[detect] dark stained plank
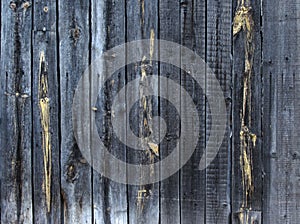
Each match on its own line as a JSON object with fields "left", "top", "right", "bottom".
{"left": 32, "top": 0, "right": 61, "bottom": 222}
{"left": 206, "top": 0, "right": 232, "bottom": 223}
{"left": 59, "top": 0, "right": 92, "bottom": 222}
{"left": 180, "top": 0, "right": 206, "bottom": 223}
{"left": 262, "top": 0, "right": 300, "bottom": 223}
{"left": 232, "top": 0, "right": 263, "bottom": 222}
{"left": 158, "top": 0, "right": 181, "bottom": 223}
{"left": 91, "top": 0, "right": 128, "bottom": 223}
{"left": 126, "top": 0, "right": 159, "bottom": 223}
{"left": 0, "top": 1, "right": 33, "bottom": 223}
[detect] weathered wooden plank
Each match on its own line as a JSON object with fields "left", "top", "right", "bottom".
{"left": 32, "top": 1, "right": 61, "bottom": 223}
{"left": 232, "top": 0, "right": 263, "bottom": 222}
{"left": 262, "top": 0, "right": 300, "bottom": 223}
{"left": 180, "top": 0, "right": 206, "bottom": 223}
{"left": 0, "top": 1, "right": 33, "bottom": 223}
{"left": 59, "top": 0, "right": 92, "bottom": 222}
{"left": 91, "top": 0, "right": 128, "bottom": 223}
{"left": 206, "top": 0, "right": 232, "bottom": 223}
{"left": 32, "top": 31, "right": 61, "bottom": 223}
{"left": 126, "top": 0, "right": 159, "bottom": 223}
{"left": 0, "top": 3, "right": 1, "bottom": 223}
{"left": 158, "top": 0, "right": 181, "bottom": 223}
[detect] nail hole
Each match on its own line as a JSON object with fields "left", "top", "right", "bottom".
{"left": 22, "top": 1, "right": 31, "bottom": 10}
{"left": 43, "top": 6, "right": 48, "bottom": 12}
{"left": 9, "top": 2, "right": 16, "bottom": 10}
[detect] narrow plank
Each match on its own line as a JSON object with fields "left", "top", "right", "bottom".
{"left": 0, "top": 1, "right": 33, "bottom": 223}
{"left": 32, "top": 31, "right": 61, "bottom": 223}
{"left": 180, "top": 0, "right": 206, "bottom": 223}
{"left": 232, "top": 0, "right": 263, "bottom": 221}
{"left": 0, "top": 2, "right": 1, "bottom": 222}
{"left": 126, "top": 0, "right": 159, "bottom": 223}
{"left": 158, "top": 0, "right": 181, "bottom": 223}
{"left": 32, "top": 0, "right": 61, "bottom": 222}
{"left": 59, "top": 0, "right": 92, "bottom": 222}
{"left": 206, "top": 0, "right": 232, "bottom": 223}
{"left": 91, "top": 0, "right": 128, "bottom": 223}
{"left": 262, "top": 0, "right": 300, "bottom": 223}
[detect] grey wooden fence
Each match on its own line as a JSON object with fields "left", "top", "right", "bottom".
{"left": 0, "top": 0, "right": 299, "bottom": 223}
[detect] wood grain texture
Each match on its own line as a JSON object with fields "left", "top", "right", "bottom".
{"left": 262, "top": 0, "right": 300, "bottom": 223}
{"left": 0, "top": 0, "right": 299, "bottom": 223}
{"left": 232, "top": 0, "right": 263, "bottom": 222}
{"left": 0, "top": 1, "right": 33, "bottom": 223}
{"left": 91, "top": 0, "right": 128, "bottom": 223}
{"left": 158, "top": 0, "right": 181, "bottom": 223}
{"left": 206, "top": 0, "right": 232, "bottom": 223}
{"left": 126, "top": 0, "right": 159, "bottom": 223}
{"left": 32, "top": 0, "right": 61, "bottom": 222}
{"left": 180, "top": 0, "right": 206, "bottom": 223}
{"left": 59, "top": 0, "right": 92, "bottom": 223}
{"left": 32, "top": 31, "right": 61, "bottom": 223}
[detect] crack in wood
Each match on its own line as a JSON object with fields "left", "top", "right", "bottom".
{"left": 38, "top": 51, "right": 52, "bottom": 213}
{"left": 233, "top": 0, "right": 257, "bottom": 212}
{"left": 139, "top": 0, "right": 145, "bottom": 27}
{"left": 136, "top": 30, "right": 157, "bottom": 214}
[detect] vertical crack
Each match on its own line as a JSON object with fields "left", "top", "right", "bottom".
{"left": 38, "top": 51, "right": 52, "bottom": 213}
{"left": 233, "top": 0, "right": 256, "bottom": 211}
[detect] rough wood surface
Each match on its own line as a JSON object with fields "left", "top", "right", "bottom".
{"left": 91, "top": 0, "right": 128, "bottom": 223}
{"left": 32, "top": 0, "right": 61, "bottom": 222}
{"left": 59, "top": 0, "right": 92, "bottom": 223}
{"left": 206, "top": 0, "right": 232, "bottom": 223}
{"left": 232, "top": 0, "right": 263, "bottom": 222}
{"left": 158, "top": 0, "right": 181, "bottom": 223}
{"left": 0, "top": 0, "right": 299, "bottom": 223}
{"left": 262, "top": 0, "right": 300, "bottom": 223}
{"left": 180, "top": 0, "right": 206, "bottom": 223}
{"left": 32, "top": 31, "right": 61, "bottom": 223}
{"left": 0, "top": 1, "right": 32, "bottom": 223}
{"left": 126, "top": 0, "right": 159, "bottom": 223}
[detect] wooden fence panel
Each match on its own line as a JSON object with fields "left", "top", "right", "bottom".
{"left": 0, "top": 0, "right": 299, "bottom": 223}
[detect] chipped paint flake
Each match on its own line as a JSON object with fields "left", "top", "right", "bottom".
{"left": 137, "top": 189, "right": 147, "bottom": 212}
{"left": 38, "top": 51, "right": 52, "bottom": 212}
{"left": 148, "top": 142, "right": 159, "bottom": 156}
